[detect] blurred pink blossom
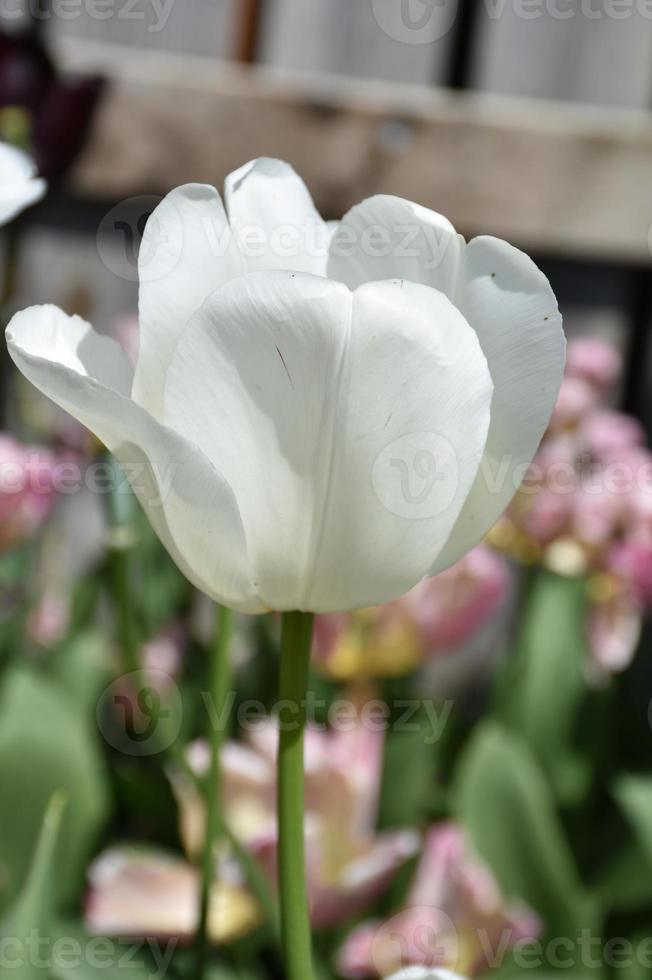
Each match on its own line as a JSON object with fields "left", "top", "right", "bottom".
{"left": 571, "top": 485, "right": 624, "bottom": 550}
{"left": 141, "top": 622, "right": 186, "bottom": 677}
{"left": 586, "top": 592, "right": 641, "bottom": 679}
{"left": 580, "top": 410, "right": 645, "bottom": 463}
{"left": 519, "top": 486, "right": 573, "bottom": 545}
{"left": 173, "top": 699, "right": 418, "bottom": 929}
{"left": 338, "top": 823, "right": 541, "bottom": 979}
{"left": 565, "top": 337, "right": 622, "bottom": 391}
{"left": 549, "top": 376, "right": 597, "bottom": 430}
{"left": 495, "top": 337, "right": 652, "bottom": 678}
{"left": 26, "top": 591, "right": 70, "bottom": 647}
{"left": 313, "top": 546, "right": 508, "bottom": 680}
{"left": 85, "top": 846, "right": 258, "bottom": 943}
{"left": 399, "top": 548, "right": 508, "bottom": 650}
{"left": 0, "top": 434, "right": 58, "bottom": 550}
{"left": 607, "top": 540, "right": 652, "bottom": 606}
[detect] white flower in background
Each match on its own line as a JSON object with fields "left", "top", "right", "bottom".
{"left": 0, "top": 142, "right": 45, "bottom": 225}
{"left": 6, "top": 159, "right": 564, "bottom": 613}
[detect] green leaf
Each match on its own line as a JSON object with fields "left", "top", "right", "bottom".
{"left": 1, "top": 792, "right": 67, "bottom": 980}
{"left": 49, "top": 922, "right": 175, "bottom": 979}
{"left": 378, "top": 704, "right": 438, "bottom": 828}
{"left": 0, "top": 666, "right": 110, "bottom": 912}
{"left": 49, "top": 630, "right": 110, "bottom": 717}
{"left": 613, "top": 774, "right": 652, "bottom": 867}
{"left": 452, "top": 721, "right": 597, "bottom": 938}
{"left": 617, "top": 933, "right": 652, "bottom": 980}
{"left": 593, "top": 842, "right": 652, "bottom": 911}
{"left": 494, "top": 572, "right": 590, "bottom": 803}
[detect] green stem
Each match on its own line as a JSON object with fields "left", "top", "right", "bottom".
{"left": 196, "top": 604, "right": 233, "bottom": 979}
{"left": 278, "top": 610, "right": 315, "bottom": 980}
{"left": 220, "top": 816, "right": 281, "bottom": 945}
{"left": 109, "top": 545, "right": 139, "bottom": 676}
{"left": 105, "top": 454, "right": 139, "bottom": 677}
{"left": 0, "top": 226, "right": 20, "bottom": 426}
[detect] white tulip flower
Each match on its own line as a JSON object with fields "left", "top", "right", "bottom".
{"left": 0, "top": 142, "right": 46, "bottom": 225}
{"left": 6, "top": 159, "right": 564, "bottom": 614}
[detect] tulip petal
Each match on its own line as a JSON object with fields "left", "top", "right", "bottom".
{"left": 313, "top": 830, "right": 420, "bottom": 929}
{"left": 86, "top": 847, "right": 259, "bottom": 942}
{"left": 7, "top": 305, "right": 261, "bottom": 613}
{"left": 225, "top": 158, "right": 329, "bottom": 275}
{"left": 433, "top": 237, "right": 565, "bottom": 570}
{"left": 0, "top": 144, "right": 46, "bottom": 225}
{"left": 134, "top": 184, "right": 245, "bottom": 417}
{"left": 328, "top": 194, "right": 462, "bottom": 296}
{"left": 329, "top": 201, "right": 564, "bottom": 572}
{"left": 164, "top": 272, "right": 492, "bottom": 612}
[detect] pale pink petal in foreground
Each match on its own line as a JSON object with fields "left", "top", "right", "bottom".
{"left": 86, "top": 847, "right": 258, "bottom": 943}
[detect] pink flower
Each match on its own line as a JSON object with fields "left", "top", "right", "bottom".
{"left": 519, "top": 487, "right": 573, "bottom": 545}
{"left": 549, "top": 376, "right": 597, "bottom": 430}
{"left": 313, "top": 546, "right": 508, "bottom": 680}
{"left": 337, "top": 822, "right": 541, "bottom": 979}
{"left": 0, "top": 434, "right": 58, "bottom": 550}
{"left": 497, "top": 335, "right": 652, "bottom": 680}
{"left": 607, "top": 540, "right": 652, "bottom": 606}
{"left": 173, "top": 699, "right": 419, "bottom": 930}
{"left": 85, "top": 847, "right": 258, "bottom": 943}
{"left": 26, "top": 591, "right": 70, "bottom": 647}
{"left": 565, "top": 337, "right": 622, "bottom": 392}
{"left": 141, "top": 622, "right": 186, "bottom": 677}
{"left": 571, "top": 485, "right": 624, "bottom": 550}
{"left": 580, "top": 410, "right": 645, "bottom": 463}
{"left": 586, "top": 592, "right": 641, "bottom": 680}
{"left": 399, "top": 547, "right": 508, "bottom": 651}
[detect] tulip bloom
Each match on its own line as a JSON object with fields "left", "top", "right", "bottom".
{"left": 313, "top": 545, "right": 508, "bottom": 680}
{"left": 338, "top": 822, "right": 540, "bottom": 978}
{"left": 6, "top": 159, "right": 564, "bottom": 614}
{"left": 86, "top": 847, "right": 259, "bottom": 944}
{"left": 171, "top": 708, "right": 419, "bottom": 928}
{"left": 0, "top": 141, "right": 45, "bottom": 225}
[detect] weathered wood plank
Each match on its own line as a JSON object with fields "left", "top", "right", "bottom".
{"left": 473, "top": 4, "right": 652, "bottom": 109}
{"left": 259, "top": 0, "right": 449, "bottom": 85}
{"left": 48, "top": 0, "right": 238, "bottom": 58}
{"left": 57, "top": 40, "right": 652, "bottom": 264}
